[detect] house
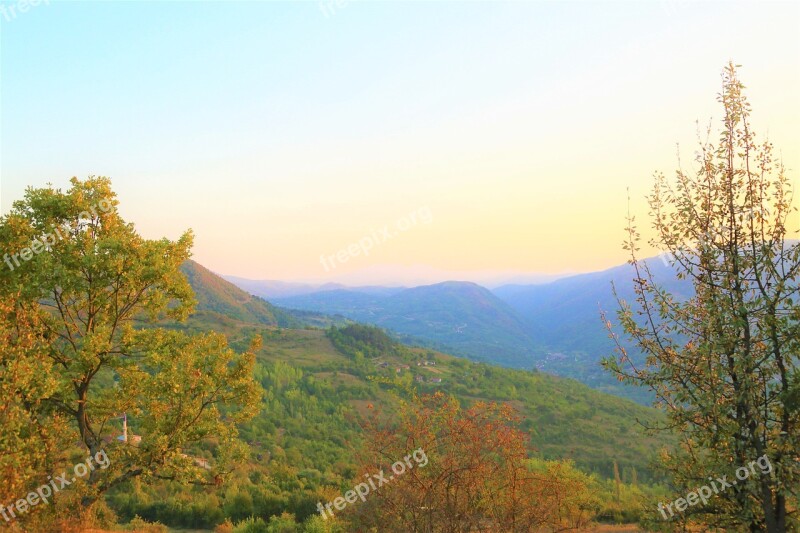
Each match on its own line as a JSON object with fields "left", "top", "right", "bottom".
{"left": 179, "top": 453, "right": 212, "bottom": 470}
{"left": 430, "top": 377, "right": 442, "bottom": 384}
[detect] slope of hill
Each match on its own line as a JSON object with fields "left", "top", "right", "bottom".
{"left": 222, "top": 259, "right": 696, "bottom": 403}
{"left": 260, "top": 325, "right": 667, "bottom": 476}
{"left": 493, "top": 257, "right": 690, "bottom": 354}
{"left": 180, "top": 261, "right": 288, "bottom": 325}
{"left": 180, "top": 261, "right": 341, "bottom": 329}
{"left": 487, "top": 258, "right": 690, "bottom": 401}
{"left": 271, "top": 281, "right": 541, "bottom": 367}
{"left": 179, "top": 264, "right": 667, "bottom": 479}
{"left": 116, "top": 289, "right": 671, "bottom": 529}
{"left": 181, "top": 265, "right": 661, "bottom": 475}
{"left": 104, "top": 261, "right": 672, "bottom": 529}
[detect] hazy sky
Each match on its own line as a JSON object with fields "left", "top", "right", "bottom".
{"left": 1, "top": 1, "right": 798, "bottom": 284}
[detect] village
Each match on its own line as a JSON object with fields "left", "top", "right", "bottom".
{"left": 374, "top": 358, "right": 443, "bottom": 384}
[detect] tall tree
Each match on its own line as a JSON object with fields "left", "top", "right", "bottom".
{"left": 0, "top": 177, "right": 261, "bottom": 525}
{"left": 604, "top": 64, "right": 799, "bottom": 531}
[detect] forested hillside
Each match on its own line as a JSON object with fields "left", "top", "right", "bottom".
{"left": 182, "top": 265, "right": 667, "bottom": 479}
{"left": 272, "top": 281, "right": 541, "bottom": 367}
{"left": 109, "top": 311, "right": 669, "bottom": 530}
{"left": 85, "top": 263, "right": 672, "bottom": 530}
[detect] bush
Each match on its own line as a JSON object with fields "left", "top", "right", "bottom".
{"left": 267, "top": 512, "right": 299, "bottom": 532}
{"left": 215, "top": 519, "right": 235, "bottom": 533}
{"left": 125, "top": 515, "right": 170, "bottom": 533}
{"left": 233, "top": 517, "right": 269, "bottom": 533}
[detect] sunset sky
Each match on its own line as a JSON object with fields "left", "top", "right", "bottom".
{"left": 2, "top": 1, "right": 798, "bottom": 285}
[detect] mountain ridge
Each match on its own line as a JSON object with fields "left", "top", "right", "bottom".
{"left": 224, "top": 256, "right": 687, "bottom": 402}
{"left": 271, "top": 280, "right": 541, "bottom": 368}
{"left": 179, "top": 261, "right": 669, "bottom": 482}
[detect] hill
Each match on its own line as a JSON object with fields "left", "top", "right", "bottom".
{"left": 180, "top": 264, "right": 666, "bottom": 476}
{"left": 272, "top": 281, "right": 541, "bottom": 367}
{"left": 493, "top": 257, "right": 690, "bottom": 355}
{"left": 181, "top": 261, "right": 348, "bottom": 330}
{"left": 226, "top": 258, "right": 689, "bottom": 402}
{"left": 106, "top": 262, "right": 671, "bottom": 530}
{"left": 490, "top": 258, "right": 691, "bottom": 400}
{"left": 181, "top": 261, "right": 290, "bottom": 325}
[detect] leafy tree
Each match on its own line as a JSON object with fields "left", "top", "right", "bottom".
{"left": 0, "top": 177, "right": 261, "bottom": 525}
{"left": 0, "top": 296, "right": 73, "bottom": 526}
{"left": 348, "top": 392, "right": 597, "bottom": 532}
{"left": 604, "top": 64, "right": 799, "bottom": 531}
{"left": 327, "top": 324, "right": 400, "bottom": 359}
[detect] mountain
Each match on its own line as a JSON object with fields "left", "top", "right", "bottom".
{"left": 271, "top": 281, "right": 541, "bottom": 367}
{"left": 488, "top": 257, "right": 690, "bottom": 400}
{"left": 180, "top": 261, "right": 288, "bottom": 325}
{"left": 178, "top": 262, "right": 668, "bottom": 482}
{"left": 493, "top": 257, "right": 690, "bottom": 355}
{"left": 220, "top": 277, "right": 336, "bottom": 299}
{"left": 222, "top": 257, "right": 692, "bottom": 402}
{"left": 179, "top": 261, "right": 345, "bottom": 329}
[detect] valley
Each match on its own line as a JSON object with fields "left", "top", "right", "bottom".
{"left": 225, "top": 258, "right": 688, "bottom": 403}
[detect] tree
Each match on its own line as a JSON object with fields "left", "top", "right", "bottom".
{"left": 0, "top": 177, "right": 261, "bottom": 526}
{"left": 0, "top": 296, "right": 73, "bottom": 527}
{"left": 604, "top": 64, "right": 799, "bottom": 531}
{"left": 347, "top": 392, "right": 597, "bottom": 532}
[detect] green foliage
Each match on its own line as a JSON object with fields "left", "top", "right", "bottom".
{"left": 182, "top": 261, "right": 300, "bottom": 328}
{"left": 0, "top": 177, "right": 673, "bottom": 531}
{"left": 326, "top": 323, "right": 400, "bottom": 359}
{"left": 605, "top": 63, "right": 799, "bottom": 531}
{"left": 123, "top": 516, "right": 170, "bottom": 532}
{"left": 109, "top": 306, "right": 668, "bottom": 529}
{"left": 0, "top": 177, "right": 261, "bottom": 528}
{"left": 277, "top": 282, "right": 539, "bottom": 367}
{"left": 0, "top": 300, "right": 72, "bottom": 513}
{"left": 233, "top": 516, "right": 270, "bottom": 533}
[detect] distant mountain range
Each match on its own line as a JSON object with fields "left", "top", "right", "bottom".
{"left": 222, "top": 276, "right": 405, "bottom": 300}
{"left": 494, "top": 258, "right": 691, "bottom": 355}
{"left": 223, "top": 265, "right": 567, "bottom": 290}
{"left": 224, "top": 257, "right": 689, "bottom": 402}
{"left": 177, "top": 261, "right": 668, "bottom": 482}
{"left": 271, "top": 281, "right": 540, "bottom": 368}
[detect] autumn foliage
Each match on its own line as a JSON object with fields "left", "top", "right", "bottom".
{"left": 348, "top": 392, "right": 597, "bottom": 532}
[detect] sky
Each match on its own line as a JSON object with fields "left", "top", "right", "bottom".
{"left": 1, "top": 0, "right": 798, "bottom": 285}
